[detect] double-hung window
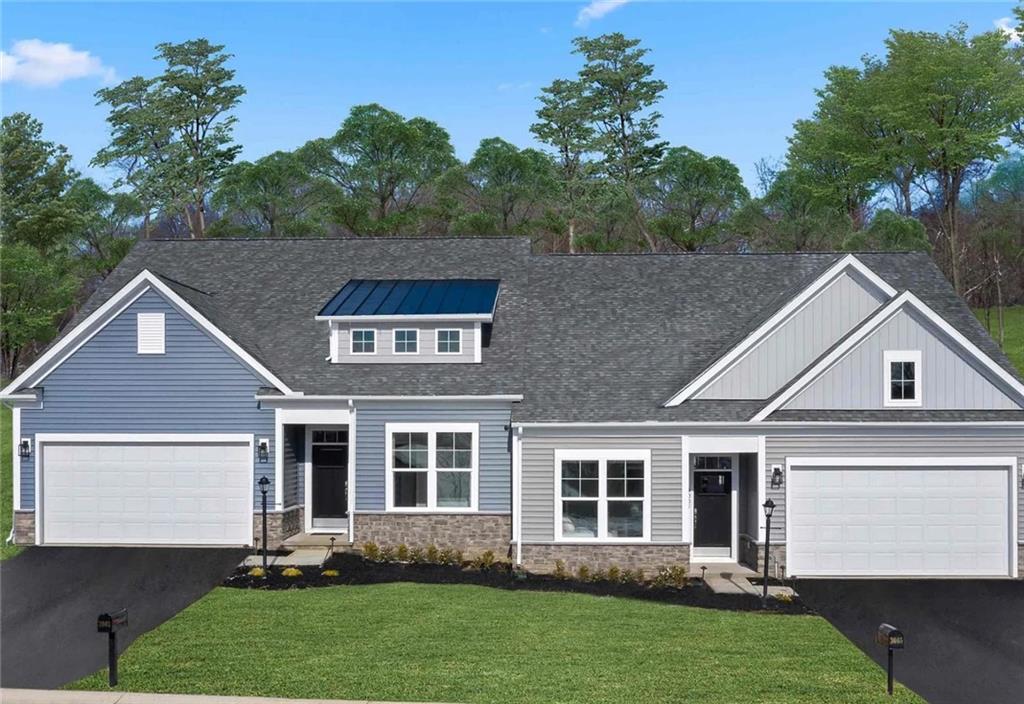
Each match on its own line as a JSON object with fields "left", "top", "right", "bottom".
{"left": 393, "top": 329, "right": 418, "bottom": 354}
{"left": 556, "top": 450, "right": 650, "bottom": 541}
{"left": 386, "top": 423, "right": 477, "bottom": 510}
{"left": 884, "top": 350, "right": 922, "bottom": 407}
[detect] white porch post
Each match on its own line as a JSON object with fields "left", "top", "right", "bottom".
{"left": 274, "top": 408, "right": 284, "bottom": 510}
{"left": 757, "top": 435, "right": 767, "bottom": 543}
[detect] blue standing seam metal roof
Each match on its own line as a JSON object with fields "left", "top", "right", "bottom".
{"left": 318, "top": 279, "right": 501, "bottom": 317}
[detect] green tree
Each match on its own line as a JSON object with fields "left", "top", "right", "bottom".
{"left": 649, "top": 147, "right": 749, "bottom": 251}
{"left": 842, "top": 209, "right": 931, "bottom": 252}
{"left": 211, "top": 151, "right": 329, "bottom": 237}
{"left": 300, "top": 103, "right": 457, "bottom": 235}
{"left": 95, "top": 39, "right": 245, "bottom": 238}
{"left": 1, "top": 113, "right": 79, "bottom": 251}
{"left": 442, "top": 138, "right": 555, "bottom": 235}
{"left": 64, "top": 178, "right": 143, "bottom": 276}
{"left": 878, "top": 25, "right": 1021, "bottom": 293}
{"left": 573, "top": 33, "right": 667, "bottom": 250}
{"left": 0, "top": 244, "right": 78, "bottom": 379}
{"left": 531, "top": 78, "right": 595, "bottom": 252}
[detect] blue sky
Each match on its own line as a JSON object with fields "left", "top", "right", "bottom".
{"left": 2, "top": 1, "right": 1019, "bottom": 190}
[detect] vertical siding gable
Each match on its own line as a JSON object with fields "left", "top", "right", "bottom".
{"left": 784, "top": 307, "right": 1021, "bottom": 410}
{"left": 335, "top": 322, "right": 477, "bottom": 364}
{"left": 695, "top": 271, "right": 888, "bottom": 400}
{"left": 20, "top": 289, "right": 275, "bottom": 510}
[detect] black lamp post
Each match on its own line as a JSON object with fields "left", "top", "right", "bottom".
{"left": 258, "top": 475, "right": 270, "bottom": 572}
{"left": 762, "top": 499, "right": 775, "bottom": 606}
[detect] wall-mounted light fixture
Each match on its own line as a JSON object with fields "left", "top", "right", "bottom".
{"left": 257, "top": 438, "right": 270, "bottom": 463}
{"left": 770, "top": 464, "right": 783, "bottom": 489}
{"left": 18, "top": 438, "right": 31, "bottom": 459}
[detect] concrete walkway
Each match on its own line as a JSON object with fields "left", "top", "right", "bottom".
{"left": 0, "top": 690, "right": 445, "bottom": 704}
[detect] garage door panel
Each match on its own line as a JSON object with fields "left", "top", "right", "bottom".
{"left": 788, "top": 464, "right": 1012, "bottom": 577}
{"left": 41, "top": 439, "right": 252, "bottom": 546}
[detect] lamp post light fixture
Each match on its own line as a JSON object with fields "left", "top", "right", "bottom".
{"left": 761, "top": 499, "right": 776, "bottom": 606}
{"left": 257, "top": 475, "right": 270, "bottom": 572}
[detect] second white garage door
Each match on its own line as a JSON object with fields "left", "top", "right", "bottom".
{"left": 38, "top": 435, "right": 254, "bottom": 546}
{"left": 787, "top": 460, "right": 1015, "bottom": 578}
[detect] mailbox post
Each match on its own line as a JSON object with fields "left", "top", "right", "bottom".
{"left": 97, "top": 609, "right": 127, "bottom": 687}
{"left": 875, "top": 623, "right": 905, "bottom": 696}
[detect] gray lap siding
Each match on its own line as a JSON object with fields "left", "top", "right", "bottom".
{"left": 354, "top": 402, "right": 512, "bottom": 513}
{"left": 19, "top": 290, "right": 275, "bottom": 512}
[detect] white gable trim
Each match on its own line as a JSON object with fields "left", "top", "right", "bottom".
{"left": 0, "top": 269, "right": 293, "bottom": 396}
{"left": 752, "top": 291, "right": 1024, "bottom": 421}
{"left": 664, "top": 255, "right": 896, "bottom": 406}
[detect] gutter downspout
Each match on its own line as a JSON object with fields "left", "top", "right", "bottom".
{"left": 512, "top": 425, "right": 523, "bottom": 566}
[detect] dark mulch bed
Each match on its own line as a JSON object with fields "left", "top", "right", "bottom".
{"left": 223, "top": 552, "right": 810, "bottom": 614}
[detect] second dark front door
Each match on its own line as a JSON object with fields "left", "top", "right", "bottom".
{"left": 312, "top": 444, "right": 348, "bottom": 519}
{"left": 693, "top": 470, "right": 732, "bottom": 548}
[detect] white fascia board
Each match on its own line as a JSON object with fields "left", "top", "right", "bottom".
{"left": 34, "top": 433, "right": 253, "bottom": 443}
{"left": 1, "top": 269, "right": 294, "bottom": 396}
{"left": 663, "top": 255, "right": 897, "bottom": 407}
{"left": 257, "top": 393, "right": 523, "bottom": 405}
{"left": 513, "top": 420, "right": 1024, "bottom": 429}
{"left": 751, "top": 291, "right": 1024, "bottom": 421}
{"left": 314, "top": 313, "right": 493, "bottom": 323}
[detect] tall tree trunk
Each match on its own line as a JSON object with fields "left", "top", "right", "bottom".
{"left": 568, "top": 218, "right": 577, "bottom": 254}
{"left": 196, "top": 201, "right": 206, "bottom": 239}
{"left": 943, "top": 171, "right": 963, "bottom": 295}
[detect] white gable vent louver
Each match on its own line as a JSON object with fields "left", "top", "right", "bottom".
{"left": 137, "top": 312, "right": 166, "bottom": 354}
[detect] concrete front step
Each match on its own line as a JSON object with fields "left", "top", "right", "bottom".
{"left": 242, "top": 549, "right": 334, "bottom": 567}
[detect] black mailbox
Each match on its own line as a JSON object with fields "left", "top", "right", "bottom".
{"left": 875, "top": 623, "right": 905, "bottom": 650}
{"left": 97, "top": 609, "right": 127, "bottom": 633}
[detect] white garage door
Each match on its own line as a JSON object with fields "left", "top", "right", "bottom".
{"left": 787, "top": 461, "right": 1014, "bottom": 578}
{"left": 39, "top": 435, "right": 253, "bottom": 546}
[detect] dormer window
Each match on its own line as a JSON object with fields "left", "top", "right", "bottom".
{"left": 884, "top": 350, "right": 921, "bottom": 407}
{"left": 351, "top": 329, "right": 376, "bottom": 355}
{"left": 437, "top": 329, "right": 462, "bottom": 354}
{"left": 394, "top": 329, "right": 418, "bottom": 354}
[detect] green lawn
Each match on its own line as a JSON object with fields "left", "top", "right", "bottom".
{"left": 71, "top": 583, "right": 921, "bottom": 703}
{"left": 0, "top": 403, "right": 20, "bottom": 560}
{"left": 976, "top": 305, "right": 1024, "bottom": 374}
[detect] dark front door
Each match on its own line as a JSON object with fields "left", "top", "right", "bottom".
{"left": 694, "top": 471, "right": 731, "bottom": 548}
{"left": 312, "top": 445, "right": 348, "bottom": 519}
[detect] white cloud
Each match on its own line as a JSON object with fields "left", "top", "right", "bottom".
{"left": 575, "top": 0, "right": 631, "bottom": 28}
{"left": 1, "top": 39, "right": 116, "bottom": 87}
{"left": 995, "top": 16, "right": 1021, "bottom": 45}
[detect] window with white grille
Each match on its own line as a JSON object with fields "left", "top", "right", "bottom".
{"left": 137, "top": 313, "right": 165, "bottom": 354}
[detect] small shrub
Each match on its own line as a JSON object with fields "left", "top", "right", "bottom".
{"left": 408, "top": 547, "right": 425, "bottom": 563}
{"left": 247, "top": 566, "right": 266, "bottom": 578}
{"left": 439, "top": 547, "right": 462, "bottom": 566}
{"left": 621, "top": 568, "right": 646, "bottom": 585}
{"left": 653, "top": 565, "right": 688, "bottom": 589}
{"left": 591, "top": 568, "right": 608, "bottom": 582}
{"left": 361, "top": 542, "right": 381, "bottom": 561}
{"left": 378, "top": 545, "right": 396, "bottom": 562}
{"left": 772, "top": 591, "right": 794, "bottom": 603}
{"left": 576, "top": 564, "right": 591, "bottom": 582}
{"left": 281, "top": 567, "right": 303, "bottom": 578}
{"left": 553, "top": 560, "right": 569, "bottom": 579}
{"left": 321, "top": 569, "right": 340, "bottom": 578}
{"left": 395, "top": 544, "right": 410, "bottom": 562}
{"left": 425, "top": 544, "right": 441, "bottom": 563}
{"left": 634, "top": 569, "right": 646, "bottom": 584}
{"left": 471, "top": 550, "right": 497, "bottom": 570}
{"left": 606, "top": 566, "right": 622, "bottom": 583}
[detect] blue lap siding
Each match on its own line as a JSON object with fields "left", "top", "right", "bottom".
{"left": 355, "top": 402, "right": 512, "bottom": 512}
{"left": 19, "top": 289, "right": 275, "bottom": 510}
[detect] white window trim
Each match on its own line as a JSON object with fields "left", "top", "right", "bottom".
{"left": 435, "top": 328, "right": 462, "bottom": 355}
{"left": 384, "top": 422, "right": 478, "bottom": 512}
{"left": 350, "top": 328, "right": 377, "bottom": 356}
{"left": 883, "top": 350, "right": 922, "bottom": 408}
{"left": 136, "top": 313, "right": 165, "bottom": 355}
{"left": 392, "top": 328, "right": 419, "bottom": 355}
{"left": 553, "top": 448, "right": 652, "bottom": 543}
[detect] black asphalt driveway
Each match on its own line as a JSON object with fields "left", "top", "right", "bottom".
{"left": 799, "top": 580, "right": 1024, "bottom": 704}
{"left": 0, "top": 547, "right": 245, "bottom": 688}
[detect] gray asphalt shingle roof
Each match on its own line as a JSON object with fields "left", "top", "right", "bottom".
{"left": 44, "top": 237, "right": 1021, "bottom": 423}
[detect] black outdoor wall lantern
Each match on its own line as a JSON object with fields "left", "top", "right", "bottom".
{"left": 257, "top": 438, "right": 270, "bottom": 463}
{"left": 18, "top": 438, "right": 31, "bottom": 459}
{"left": 770, "top": 465, "right": 783, "bottom": 489}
